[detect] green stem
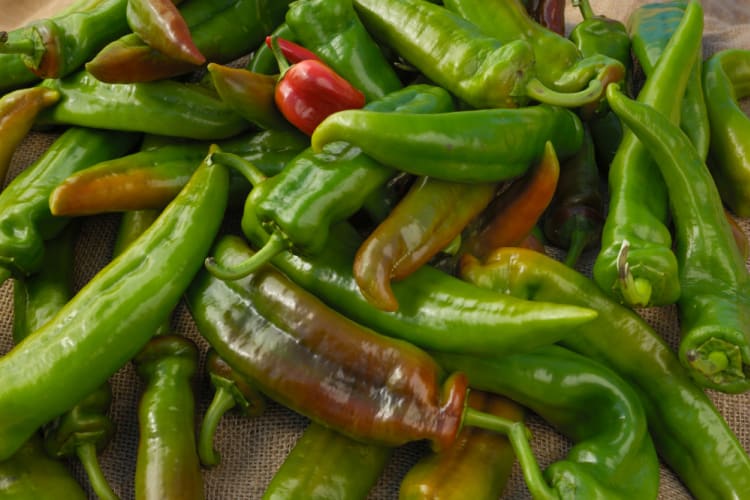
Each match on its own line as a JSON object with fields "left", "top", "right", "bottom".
{"left": 198, "top": 387, "right": 237, "bottom": 467}
{"left": 563, "top": 226, "right": 589, "bottom": 268}
{"left": 76, "top": 442, "right": 119, "bottom": 500}
{"left": 573, "top": 0, "right": 595, "bottom": 20}
{"left": 204, "top": 231, "right": 287, "bottom": 280}
{"left": 525, "top": 77, "right": 602, "bottom": 108}
{"left": 210, "top": 152, "right": 267, "bottom": 186}
{"left": 0, "top": 34, "right": 37, "bottom": 56}
{"left": 462, "top": 408, "right": 557, "bottom": 500}
{"left": 268, "top": 35, "right": 291, "bottom": 76}
{"left": 616, "top": 239, "right": 653, "bottom": 307}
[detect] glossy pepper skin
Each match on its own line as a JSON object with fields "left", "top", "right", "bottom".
{"left": 703, "top": 49, "right": 750, "bottom": 216}
{"left": 607, "top": 84, "right": 750, "bottom": 393}
{"left": 0, "top": 434, "right": 87, "bottom": 500}
{"left": 629, "top": 0, "right": 710, "bottom": 161}
{"left": 353, "top": 176, "right": 499, "bottom": 312}
{"left": 134, "top": 335, "right": 205, "bottom": 500}
{"left": 459, "top": 247, "right": 750, "bottom": 499}
{"left": 434, "top": 345, "right": 659, "bottom": 500}
{"left": 38, "top": 71, "right": 249, "bottom": 140}
{"left": 49, "top": 129, "right": 308, "bottom": 216}
{"left": 263, "top": 422, "right": 392, "bottom": 500}
{"left": 0, "top": 152, "right": 228, "bottom": 461}
{"left": 570, "top": 0, "right": 631, "bottom": 77}
{"left": 0, "top": 0, "right": 129, "bottom": 81}
{"left": 0, "top": 127, "right": 139, "bottom": 285}
{"left": 285, "top": 0, "right": 403, "bottom": 102}
{"left": 399, "top": 391, "right": 521, "bottom": 500}
{"left": 86, "top": 0, "right": 291, "bottom": 82}
{"left": 0, "top": 87, "right": 59, "bottom": 183}
{"left": 126, "top": 0, "right": 205, "bottom": 65}
{"left": 593, "top": 0, "right": 703, "bottom": 308}
{"left": 353, "top": 0, "right": 603, "bottom": 109}
{"left": 206, "top": 84, "right": 455, "bottom": 280}
{"left": 311, "top": 105, "right": 584, "bottom": 183}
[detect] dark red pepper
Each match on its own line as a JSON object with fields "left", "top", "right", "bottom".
{"left": 269, "top": 36, "right": 365, "bottom": 135}
{"left": 264, "top": 35, "right": 320, "bottom": 65}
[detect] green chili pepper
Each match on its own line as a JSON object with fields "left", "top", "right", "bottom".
{"left": 205, "top": 84, "right": 455, "bottom": 280}
{"left": 399, "top": 391, "right": 521, "bottom": 500}
{"left": 86, "top": 0, "right": 291, "bottom": 82}
{"left": 263, "top": 422, "right": 392, "bottom": 500}
{"left": 311, "top": 105, "right": 583, "bottom": 183}
{"left": 0, "top": 0, "right": 129, "bottom": 81}
{"left": 134, "top": 335, "right": 204, "bottom": 500}
{"left": 593, "top": 0, "right": 703, "bottom": 308}
{"left": 285, "top": 0, "right": 403, "bottom": 102}
{"left": 0, "top": 150, "right": 228, "bottom": 460}
{"left": 607, "top": 83, "right": 750, "bottom": 393}
{"left": 352, "top": 0, "right": 605, "bottom": 109}
{"left": 434, "top": 345, "right": 659, "bottom": 500}
{"left": 37, "top": 71, "right": 249, "bottom": 140}
{"left": 703, "top": 49, "right": 750, "bottom": 217}
{"left": 0, "top": 434, "right": 87, "bottom": 500}
{"left": 0, "top": 127, "right": 140, "bottom": 286}
{"left": 570, "top": 0, "right": 631, "bottom": 71}
{"left": 629, "top": 0, "right": 710, "bottom": 160}
{"left": 459, "top": 247, "right": 750, "bottom": 499}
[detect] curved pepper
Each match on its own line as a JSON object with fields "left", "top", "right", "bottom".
{"left": 134, "top": 335, "right": 204, "bottom": 500}
{"left": 399, "top": 391, "right": 521, "bottom": 500}
{"left": 607, "top": 83, "right": 750, "bottom": 393}
{"left": 126, "top": 0, "right": 205, "bottom": 65}
{"left": 0, "top": 0, "right": 129, "bottom": 80}
{"left": 311, "top": 105, "right": 583, "bottom": 183}
{"left": 0, "top": 150, "right": 228, "bottom": 460}
{"left": 199, "top": 349, "right": 265, "bottom": 467}
{"left": 593, "top": 0, "right": 703, "bottom": 308}
{"left": 86, "top": 0, "right": 291, "bottom": 82}
{"left": 187, "top": 234, "right": 558, "bottom": 499}
{"left": 0, "top": 87, "right": 59, "bottom": 183}
{"left": 434, "top": 345, "right": 659, "bottom": 499}
{"left": 703, "top": 49, "right": 750, "bottom": 216}
{"left": 263, "top": 422, "right": 392, "bottom": 500}
{"left": 284, "top": 0, "right": 403, "bottom": 102}
{"left": 352, "top": 0, "right": 603, "bottom": 109}
{"left": 459, "top": 247, "right": 750, "bottom": 499}
{"left": 353, "top": 176, "right": 499, "bottom": 312}
{"left": 0, "top": 127, "right": 140, "bottom": 285}
{"left": 38, "top": 71, "right": 249, "bottom": 140}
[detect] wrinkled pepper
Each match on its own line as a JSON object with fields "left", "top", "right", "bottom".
{"left": 311, "top": 105, "right": 583, "bottom": 183}
{"left": 629, "top": 0, "right": 710, "bottom": 160}
{"left": 459, "top": 247, "right": 750, "bottom": 499}
{"left": 703, "top": 49, "right": 750, "bottom": 216}
{"left": 38, "top": 71, "right": 249, "bottom": 140}
{"left": 353, "top": 176, "right": 499, "bottom": 312}
{"left": 206, "top": 84, "right": 455, "bottom": 280}
{"left": 352, "top": 0, "right": 604, "bottom": 109}
{"left": 187, "top": 234, "right": 561, "bottom": 500}
{"left": 284, "top": 0, "right": 403, "bottom": 102}
{"left": 126, "top": 0, "right": 205, "bottom": 66}
{"left": 0, "top": 150, "right": 228, "bottom": 460}
{"left": 0, "top": 127, "right": 139, "bottom": 285}
{"left": 0, "top": 87, "right": 59, "bottom": 183}
{"left": 86, "top": 0, "right": 291, "bottom": 82}
{"left": 0, "top": 0, "right": 129, "bottom": 80}
{"left": 399, "top": 391, "right": 522, "bottom": 500}
{"left": 435, "top": 345, "right": 659, "bottom": 499}
{"left": 593, "top": 0, "right": 703, "bottom": 307}
{"left": 607, "top": 83, "right": 750, "bottom": 393}
{"left": 263, "top": 422, "right": 392, "bottom": 500}
{"left": 198, "top": 349, "right": 266, "bottom": 467}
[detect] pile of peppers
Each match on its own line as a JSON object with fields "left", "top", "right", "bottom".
{"left": 0, "top": 0, "right": 749, "bottom": 499}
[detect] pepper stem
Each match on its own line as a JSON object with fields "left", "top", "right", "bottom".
{"left": 616, "top": 239, "right": 653, "bottom": 307}
{"left": 572, "top": 0, "right": 595, "bottom": 20}
{"left": 198, "top": 386, "right": 237, "bottom": 467}
{"left": 205, "top": 231, "right": 287, "bottom": 280}
{"left": 563, "top": 222, "right": 593, "bottom": 268}
{"left": 268, "top": 35, "right": 291, "bottom": 76}
{"left": 76, "top": 442, "right": 119, "bottom": 500}
{"left": 462, "top": 408, "right": 557, "bottom": 500}
{"left": 525, "top": 77, "right": 603, "bottom": 108}
{"left": 210, "top": 151, "right": 267, "bottom": 186}
{"left": 0, "top": 33, "right": 36, "bottom": 56}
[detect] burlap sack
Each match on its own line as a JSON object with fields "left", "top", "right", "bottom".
{"left": 0, "top": 1, "right": 748, "bottom": 499}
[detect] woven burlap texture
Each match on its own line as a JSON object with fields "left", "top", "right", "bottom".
{"left": 0, "top": 0, "right": 749, "bottom": 499}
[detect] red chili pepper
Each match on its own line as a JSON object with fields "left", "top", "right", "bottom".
{"left": 264, "top": 35, "right": 321, "bottom": 65}
{"left": 269, "top": 36, "right": 365, "bottom": 135}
